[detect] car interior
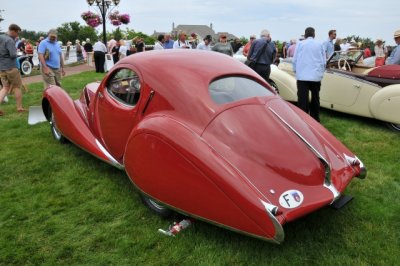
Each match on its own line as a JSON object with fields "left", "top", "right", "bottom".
{"left": 106, "top": 69, "right": 141, "bottom": 106}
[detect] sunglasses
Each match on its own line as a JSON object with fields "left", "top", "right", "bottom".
{"left": 221, "top": 36, "right": 227, "bottom": 39}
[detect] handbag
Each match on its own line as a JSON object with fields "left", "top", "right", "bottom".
{"left": 246, "top": 41, "right": 269, "bottom": 70}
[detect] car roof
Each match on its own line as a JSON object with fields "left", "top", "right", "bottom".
{"left": 118, "top": 50, "right": 268, "bottom": 132}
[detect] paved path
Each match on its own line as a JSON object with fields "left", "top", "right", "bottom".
{"left": 22, "top": 64, "right": 95, "bottom": 84}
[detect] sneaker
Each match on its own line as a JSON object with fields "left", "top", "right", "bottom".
{"left": 1, "top": 96, "right": 8, "bottom": 103}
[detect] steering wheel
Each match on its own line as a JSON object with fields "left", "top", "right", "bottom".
{"left": 338, "top": 58, "right": 351, "bottom": 71}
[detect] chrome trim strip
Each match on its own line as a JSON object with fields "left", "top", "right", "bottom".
{"left": 269, "top": 107, "right": 340, "bottom": 203}
{"left": 260, "top": 199, "right": 285, "bottom": 244}
{"left": 95, "top": 139, "right": 124, "bottom": 169}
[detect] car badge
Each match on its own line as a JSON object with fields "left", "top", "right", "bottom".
{"left": 279, "top": 190, "right": 304, "bottom": 209}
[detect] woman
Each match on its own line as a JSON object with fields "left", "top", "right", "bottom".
{"left": 111, "top": 41, "right": 120, "bottom": 63}
{"left": 374, "top": 39, "right": 387, "bottom": 66}
{"left": 334, "top": 38, "right": 341, "bottom": 52}
{"left": 211, "top": 34, "right": 233, "bottom": 56}
{"left": 75, "top": 40, "right": 84, "bottom": 62}
{"left": 119, "top": 40, "right": 127, "bottom": 60}
{"left": 281, "top": 41, "right": 287, "bottom": 58}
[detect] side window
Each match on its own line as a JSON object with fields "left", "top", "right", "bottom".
{"left": 106, "top": 68, "right": 141, "bottom": 106}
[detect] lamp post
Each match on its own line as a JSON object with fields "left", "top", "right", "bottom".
{"left": 87, "top": 0, "right": 120, "bottom": 45}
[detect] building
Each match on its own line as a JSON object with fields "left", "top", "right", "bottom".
{"left": 152, "top": 23, "right": 238, "bottom": 42}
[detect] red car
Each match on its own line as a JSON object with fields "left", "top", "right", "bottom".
{"left": 42, "top": 50, "right": 366, "bottom": 244}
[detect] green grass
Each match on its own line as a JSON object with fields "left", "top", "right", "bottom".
{"left": 1, "top": 72, "right": 399, "bottom": 265}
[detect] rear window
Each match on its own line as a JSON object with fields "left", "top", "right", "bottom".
{"left": 209, "top": 76, "right": 274, "bottom": 104}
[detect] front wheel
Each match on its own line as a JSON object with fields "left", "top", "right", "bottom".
{"left": 386, "top": 122, "right": 400, "bottom": 132}
{"left": 20, "top": 60, "right": 32, "bottom": 75}
{"left": 140, "top": 194, "right": 172, "bottom": 218}
{"left": 49, "top": 107, "right": 68, "bottom": 143}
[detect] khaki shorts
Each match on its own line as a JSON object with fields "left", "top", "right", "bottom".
{"left": 41, "top": 67, "right": 62, "bottom": 87}
{"left": 0, "top": 68, "right": 23, "bottom": 89}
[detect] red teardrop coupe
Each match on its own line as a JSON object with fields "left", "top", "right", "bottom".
{"left": 42, "top": 50, "right": 366, "bottom": 243}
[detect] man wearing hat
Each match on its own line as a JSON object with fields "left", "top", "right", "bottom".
{"left": 196, "top": 35, "right": 212, "bottom": 51}
{"left": 38, "top": 29, "right": 65, "bottom": 89}
{"left": 387, "top": 29, "right": 400, "bottom": 65}
{"left": 0, "top": 24, "right": 25, "bottom": 116}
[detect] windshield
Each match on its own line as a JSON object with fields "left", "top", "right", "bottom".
{"left": 328, "top": 50, "right": 363, "bottom": 64}
{"left": 209, "top": 76, "right": 274, "bottom": 105}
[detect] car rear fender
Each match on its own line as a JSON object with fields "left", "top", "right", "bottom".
{"left": 123, "top": 115, "right": 285, "bottom": 243}
{"left": 369, "top": 84, "right": 400, "bottom": 124}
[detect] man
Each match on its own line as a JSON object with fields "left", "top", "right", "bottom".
{"left": 293, "top": 27, "right": 326, "bottom": 122}
{"left": 17, "top": 38, "right": 26, "bottom": 53}
{"left": 322, "top": 29, "right": 336, "bottom": 59}
{"left": 387, "top": 29, "right": 400, "bottom": 65}
{"left": 242, "top": 35, "right": 256, "bottom": 57}
{"left": 340, "top": 39, "right": 351, "bottom": 52}
{"left": 247, "top": 29, "right": 276, "bottom": 81}
{"left": 287, "top": 39, "right": 297, "bottom": 57}
{"left": 196, "top": 35, "right": 212, "bottom": 51}
{"left": 154, "top": 34, "right": 165, "bottom": 50}
{"left": 231, "top": 38, "right": 242, "bottom": 53}
{"left": 0, "top": 24, "right": 25, "bottom": 116}
{"left": 173, "top": 32, "right": 191, "bottom": 49}
{"left": 38, "top": 29, "right": 65, "bottom": 89}
{"left": 93, "top": 38, "right": 107, "bottom": 73}
{"left": 163, "top": 33, "right": 174, "bottom": 49}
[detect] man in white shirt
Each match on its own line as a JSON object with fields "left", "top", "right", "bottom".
{"left": 293, "top": 27, "right": 326, "bottom": 122}
{"left": 93, "top": 38, "right": 108, "bottom": 73}
{"left": 154, "top": 34, "right": 165, "bottom": 50}
{"left": 196, "top": 35, "right": 212, "bottom": 51}
{"left": 173, "top": 32, "right": 191, "bottom": 49}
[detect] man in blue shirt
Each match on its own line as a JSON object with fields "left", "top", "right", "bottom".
{"left": 387, "top": 29, "right": 400, "bottom": 65}
{"left": 38, "top": 29, "right": 65, "bottom": 89}
{"left": 293, "top": 27, "right": 326, "bottom": 122}
{"left": 163, "top": 33, "right": 174, "bottom": 49}
{"left": 322, "top": 29, "right": 336, "bottom": 59}
{"left": 247, "top": 29, "right": 276, "bottom": 82}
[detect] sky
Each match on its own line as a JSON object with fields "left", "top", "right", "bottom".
{"left": 1, "top": 0, "right": 399, "bottom": 45}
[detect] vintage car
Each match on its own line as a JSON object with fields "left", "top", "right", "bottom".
{"left": 42, "top": 50, "right": 366, "bottom": 244}
{"left": 278, "top": 50, "right": 400, "bottom": 131}
{"left": 234, "top": 47, "right": 298, "bottom": 102}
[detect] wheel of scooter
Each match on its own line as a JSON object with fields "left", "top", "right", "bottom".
{"left": 21, "top": 60, "right": 32, "bottom": 75}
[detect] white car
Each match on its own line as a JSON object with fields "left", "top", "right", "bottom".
{"left": 233, "top": 47, "right": 297, "bottom": 102}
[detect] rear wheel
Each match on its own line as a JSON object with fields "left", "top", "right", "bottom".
{"left": 48, "top": 107, "right": 68, "bottom": 143}
{"left": 21, "top": 60, "right": 32, "bottom": 75}
{"left": 140, "top": 194, "right": 172, "bottom": 218}
{"left": 386, "top": 122, "right": 400, "bottom": 132}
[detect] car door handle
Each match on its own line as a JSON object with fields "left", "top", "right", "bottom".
{"left": 98, "top": 92, "right": 104, "bottom": 98}
{"left": 353, "top": 84, "right": 361, "bottom": 89}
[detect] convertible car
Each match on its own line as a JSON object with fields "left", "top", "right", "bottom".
{"left": 278, "top": 50, "right": 400, "bottom": 131}
{"left": 234, "top": 47, "right": 298, "bottom": 102}
{"left": 42, "top": 50, "right": 366, "bottom": 244}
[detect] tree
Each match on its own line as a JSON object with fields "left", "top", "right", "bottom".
{"left": 78, "top": 26, "right": 99, "bottom": 43}
{"left": 19, "top": 30, "right": 47, "bottom": 43}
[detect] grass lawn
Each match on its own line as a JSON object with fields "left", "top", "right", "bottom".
{"left": 0, "top": 72, "right": 399, "bottom": 265}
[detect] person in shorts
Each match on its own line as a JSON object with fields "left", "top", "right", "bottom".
{"left": 38, "top": 29, "right": 65, "bottom": 90}
{"left": 0, "top": 24, "right": 25, "bottom": 116}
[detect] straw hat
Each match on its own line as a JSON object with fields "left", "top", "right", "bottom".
{"left": 394, "top": 29, "right": 400, "bottom": 38}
